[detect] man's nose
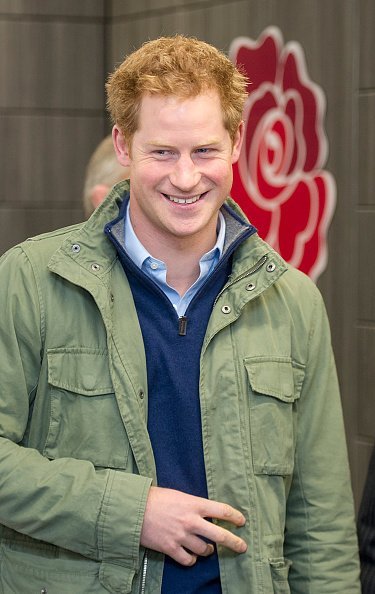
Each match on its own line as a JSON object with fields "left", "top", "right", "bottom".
{"left": 169, "top": 155, "right": 201, "bottom": 192}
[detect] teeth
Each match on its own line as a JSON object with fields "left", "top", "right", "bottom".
{"left": 166, "top": 195, "right": 200, "bottom": 204}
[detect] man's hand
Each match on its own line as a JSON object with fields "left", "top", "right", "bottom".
{"left": 140, "top": 486, "right": 247, "bottom": 566}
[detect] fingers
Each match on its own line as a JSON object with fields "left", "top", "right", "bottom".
{"left": 198, "top": 520, "right": 247, "bottom": 554}
{"left": 192, "top": 500, "right": 247, "bottom": 553}
{"left": 172, "top": 524, "right": 245, "bottom": 566}
{"left": 210, "top": 523, "right": 247, "bottom": 553}
{"left": 172, "top": 538, "right": 214, "bottom": 567}
{"left": 172, "top": 547, "right": 197, "bottom": 567}
{"left": 221, "top": 502, "right": 247, "bottom": 527}
{"left": 184, "top": 536, "right": 215, "bottom": 557}
{"left": 199, "top": 500, "right": 246, "bottom": 527}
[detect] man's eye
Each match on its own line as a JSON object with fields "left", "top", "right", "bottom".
{"left": 195, "top": 148, "right": 215, "bottom": 155}
{"left": 154, "top": 150, "right": 171, "bottom": 156}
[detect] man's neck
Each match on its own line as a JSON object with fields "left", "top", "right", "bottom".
{"left": 131, "top": 218, "right": 219, "bottom": 297}
{"left": 164, "top": 252, "right": 201, "bottom": 297}
{"left": 151, "top": 236, "right": 215, "bottom": 297}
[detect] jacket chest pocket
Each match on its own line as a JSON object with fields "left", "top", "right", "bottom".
{"left": 244, "top": 357, "right": 304, "bottom": 476}
{"left": 43, "top": 348, "right": 129, "bottom": 469}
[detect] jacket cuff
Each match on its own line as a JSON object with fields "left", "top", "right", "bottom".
{"left": 97, "top": 470, "right": 152, "bottom": 567}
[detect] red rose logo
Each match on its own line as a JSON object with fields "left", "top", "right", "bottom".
{"left": 229, "top": 27, "right": 336, "bottom": 280}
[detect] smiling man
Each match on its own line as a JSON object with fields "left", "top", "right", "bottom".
{"left": 0, "top": 36, "right": 360, "bottom": 593}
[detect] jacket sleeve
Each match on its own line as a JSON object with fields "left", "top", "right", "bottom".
{"left": 284, "top": 284, "right": 360, "bottom": 593}
{"left": 0, "top": 246, "right": 152, "bottom": 570}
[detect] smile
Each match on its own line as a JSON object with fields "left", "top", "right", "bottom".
{"left": 163, "top": 194, "right": 202, "bottom": 204}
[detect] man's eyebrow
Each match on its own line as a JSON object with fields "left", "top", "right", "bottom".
{"left": 146, "top": 138, "right": 222, "bottom": 148}
{"left": 146, "top": 141, "right": 174, "bottom": 148}
{"left": 197, "top": 138, "right": 221, "bottom": 146}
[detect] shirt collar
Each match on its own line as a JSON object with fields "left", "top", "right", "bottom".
{"left": 124, "top": 203, "right": 226, "bottom": 269}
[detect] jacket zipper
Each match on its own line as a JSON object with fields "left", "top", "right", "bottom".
{"left": 213, "top": 255, "right": 268, "bottom": 307}
{"left": 140, "top": 552, "right": 148, "bottom": 594}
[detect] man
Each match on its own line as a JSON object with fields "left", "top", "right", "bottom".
{"left": 358, "top": 444, "right": 375, "bottom": 593}
{"left": 83, "top": 134, "right": 129, "bottom": 217}
{"left": 0, "top": 35, "right": 360, "bottom": 593}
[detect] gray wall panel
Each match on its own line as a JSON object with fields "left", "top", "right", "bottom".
{"left": 109, "top": 0, "right": 149, "bottom": 17}
{"left": 107, "top": 8, "right": 207, "bottom": 71}
{"left": 205, "top": 1, "right": 268, "bottom": 49}
{"left": 313, "top": 2, "right": 358, "bottom": 477}
{"left": 356, "top": 0, "right": 375, "bottom": 507}
{"left": 360, "top": 0, "right": 375, "bottom": 89}
{"left": 358, "top": 327, "right": 375, "bottom": 439}
{"left": 0, "top": 6, "right": 107, "bottom": 258}
{"left": 109, "top": 0, "right": 211, "bottom": 17}
{"left": 0, "top": 115, "right": 105, "bottom": 206}
{"left": 358, "top": 211, "right": 375, "bottom": 321}
{"left": 0, "top": 0, "right": 104, "bottom": 17}
{"left": 354, "top": 441, "right": 375, "bottom": 509}
{"left": 0, "top": 207, "right": 83, "bottom": 255}
{"left": 0, "top": 21, "right": 104, "bottom": 109}
{"left": 359, "top": 94, "right": 375, "bottom": 207}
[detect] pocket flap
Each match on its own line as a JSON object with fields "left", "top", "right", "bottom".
{"left": 244, "top": 357, "right": 302, "bottom": 402}
{"left": 47, "top": 348, "right": 113, "bottom": 396}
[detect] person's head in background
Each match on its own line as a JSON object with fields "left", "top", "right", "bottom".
{"left": 82, "top": 134, "right": 129, "bottom": 218}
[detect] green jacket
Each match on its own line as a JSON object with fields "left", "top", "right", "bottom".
{"left": 0, "top": 183, "right": 360, "bottom": 593}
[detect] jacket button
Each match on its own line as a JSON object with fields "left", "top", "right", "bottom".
{"left": 138, "top": 389, "right": 144, "bottom": 399}
{"left": 91, "top": 263, "right": 100, "bottom": 272}
{"left": 266, "top": 262, "right": 276, "bottom": 272}
{"left": 41, "top": 589, "right": 47, "bottom": 594}
{"left": 221, "top": 305, "right": 231, "bottom": 314}
{"left": 246, "top": 282, "right": 256, "bottom": 291}
{"left": 71, "top": 243, "right": 81, "bottom": 253}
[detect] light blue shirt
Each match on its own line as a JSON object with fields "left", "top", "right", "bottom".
{"left": 124, "top": 205, "right": 225, "bottom": 316}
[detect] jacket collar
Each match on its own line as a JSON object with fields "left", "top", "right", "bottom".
{"left": 222, "top": 197, "right": 288, "bottom": 283}
{"left": 47, "top": 180, "right": 130, "bottom": 286}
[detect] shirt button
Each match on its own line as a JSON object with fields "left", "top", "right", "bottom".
{"left": 150, "top": 262, "right": 158, "bottom": 270}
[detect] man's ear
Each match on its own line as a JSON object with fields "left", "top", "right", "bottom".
{"left": 231, "top": 120, "right": 244, "bottom": 165}
{"left": 112, "top": 125, "right": 131, "bottom": 167}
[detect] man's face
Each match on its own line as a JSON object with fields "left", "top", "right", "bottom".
{"left": 113, "top": 91, "right": 243, "bottom": 253}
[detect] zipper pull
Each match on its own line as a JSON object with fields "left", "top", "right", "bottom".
{"left": 178, "top": 316, "right": 188, "bottom": 336}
